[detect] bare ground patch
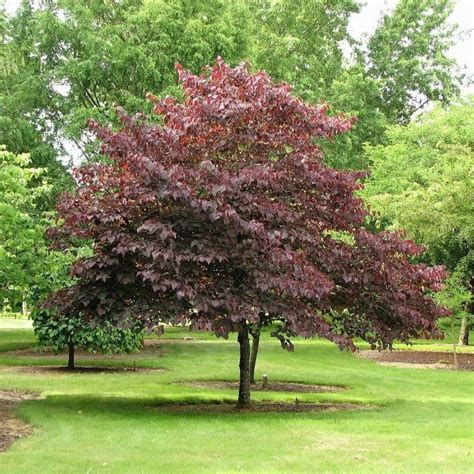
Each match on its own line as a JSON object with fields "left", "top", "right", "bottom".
{"left": 182, "top": 380, "right": 344, "bottom": 393}
{"left": 152, "top": 401, "right": 370, "bottom": 414}
{"left": 359, "top": 350, "right": 474, "bottom": 370}
{"left": 6, "top": 344, "right": 163, "bottom": 359}
{"left": 0, "top": 390, "right": 39, "bottom": 452}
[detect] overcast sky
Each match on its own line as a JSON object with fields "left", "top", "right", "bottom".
{"left": 5, "top": 0, "right": 474, "bottom": 87}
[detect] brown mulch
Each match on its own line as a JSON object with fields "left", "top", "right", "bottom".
{"left": 3, "top": 365, "right": 164, "bottom": 375}
{"left": 359, "top": 350, "right": 474, "bottom": 370}
{"left": 154, "top": 401, "right": 370, "bottom": 414}
{"left": 182, "top": 381, "right": 344, "bottom": 393}
{"left": 0, "top": 390, "right": 39, "bottom": 452}
{"left": 7, "top": 345, "right": 163, "bottom": 359}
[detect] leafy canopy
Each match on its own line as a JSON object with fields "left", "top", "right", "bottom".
{"left": 2, "top": 0, "right": 464, "bottom": 172}
{"left": 363, "top": 98, "right": 473, "bottom": 275}
{"left": 366, "top": 0, "right": 462, "bottom": 123}
{"left": 46, "top": 61, "right": 448, "bottom": 350}
{"left": 33, "top": 309, "right": 144, "bottom": 356}
{"left": 0, "top": 147, "right": 70, "bottom": 308}
{"left": 250, "top": 0, "right": 361, "bottom": 103}
{"left": 18, "top": 0, "right": 250, "bottom": 158}
{"left": 0, "top": 3, "right": 71, "bottom": 205}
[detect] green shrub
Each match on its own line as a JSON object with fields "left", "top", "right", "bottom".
{"left": 33, "top": 309, "right": 144, "bottom": 362}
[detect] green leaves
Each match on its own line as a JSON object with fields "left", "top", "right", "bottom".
{"left": 2, "top": 0, "right": 463, "bottom": 176}
{"left": 366, "top": 0, "right": 461, "bottom": 123}
{"left": 250, "top": 0, "right": 360, "bottom": 103}
{"left": 32, "top": 308, "right": 144, "bottom": 355}
{"left": 363, "top": 98, "right": 474, "bottom": 316}
{"left": 0, "top": 147, "right": 79, "bottom": 310}
{"left": 0, "top": 148, "right": 47, "bottom": 305}
{"left": 23, "top": 0, "right": 250, "bottom": 159}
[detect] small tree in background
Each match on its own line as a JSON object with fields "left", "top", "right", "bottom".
{"left": 33, "top": 309, "right": 144, "bottom": 370}
{"left": 45, "top": 60, "right": 448, "bottom": 407}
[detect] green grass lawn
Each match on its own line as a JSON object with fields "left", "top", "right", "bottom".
{"left": 0, "top": 325, "right": 473, "bottom": 473}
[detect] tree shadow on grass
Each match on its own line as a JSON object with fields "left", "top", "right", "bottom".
{"left": 23, "top": 393, "right": 376, "bottom": 420}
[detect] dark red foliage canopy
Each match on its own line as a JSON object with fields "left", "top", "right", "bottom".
{"left": 46, "top": 59, "right": 448, "bottom": 350}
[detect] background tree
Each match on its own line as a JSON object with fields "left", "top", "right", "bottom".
{"left": 2, "top": 0, "right": 464, "bottom": 172}
{"left": 0, "top": 2, "right": 72, "bottom": 207}
{"left": 321, "top": 66, "right": 387, "bottom": 170}
{"left": 363, "top": 99, "right": 473, "bottom": 344}
{"left": 45, "top": 61, "right": 448, "bottom": 407}
{"left": 15, "top": 0, "right": 251, "bottom": 160}
{"left": 365, "top": 0, "right": 462, "bottom": 124}
{"left": 248, "top": 0, "right": 385, "bottom": 170}
{"left": 250, "top": 0, "right": 361, "bottom": 103}
{"left": 436, "top": 270, "right": 472, "bottom": 345}
{"left": 249, "top": 0, "right": 463, "bottom": 168}
{"left": 0, "top": 147, "right": 64, "bottom": 311}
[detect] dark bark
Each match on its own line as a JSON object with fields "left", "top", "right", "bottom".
{"left": 250, "top": 328, "right": 260, "bottom": 385}
{"left": 237, "top": 327, "right": 251, "bottom": 408}
{"left": 67, "top": 342, "right": 75, "bottom": 370}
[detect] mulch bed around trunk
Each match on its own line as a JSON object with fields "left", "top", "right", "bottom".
{"left": 7, "top": 345, "right": 163, "bottom": 359}
{"left": 0, "top": 390, "right": 39, "bottom": 452}
{"left": 359, "top": 350, "right": 474, "bottom": 370}
{"left": 2, "top": 365, "right": 164, "bottom": 375}
{"left": 182, "top": 381, "right": 344, "bottom": 393}
{"left": 153, "top": 401, "right": 370, "bottom": 414}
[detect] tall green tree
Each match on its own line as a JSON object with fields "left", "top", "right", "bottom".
{"left": 250, "top": 0, "right": 361, "bottom": 102}
{"left": 321, "top": 65, "right": 387, "bottom": 170}
{"left": 249, "top": 0, "right": 463, "bottom": 168}
{"left": 0, "top": 2, "right": 72, "bottom": 206}
{"left": 366, "top": 0, "right": 462, "bottom": 124}
{"left": 248, "top": 0, "right": 388, "bottom": 170}
{"left": 362, "top": 99, "right": 474, "bottom": 344}
{"left": 28, "top": 0, "right": 251, "bottom": 158}
{"left": 2, "top": 0, "right": 464, "bottom": 171}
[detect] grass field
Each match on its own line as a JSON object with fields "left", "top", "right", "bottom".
{"left": 0, "top": 321, "right": 473, "bottom": 473}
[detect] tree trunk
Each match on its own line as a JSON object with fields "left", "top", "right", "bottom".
{"left": 250, "top": 329, "right": 260, "bottom": 385}
{"left": 237, "top": 327, "right": 251, "bottom": 408}
{"left": 22, "top": 298, "right": 28, "bottom": 317}
{"left": 67, "top": 342, "right": 75, "bottom": 370}
{"left": 458, "top": 315, "right": 470, "bottom": 346}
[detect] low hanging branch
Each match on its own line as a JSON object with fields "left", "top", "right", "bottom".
{"left": 45, "top": 59, "right": 449, "bottom": 407}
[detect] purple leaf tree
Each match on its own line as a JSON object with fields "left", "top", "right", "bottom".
{"left": 45, "top": 60, "right": 448, "bottom": 407}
